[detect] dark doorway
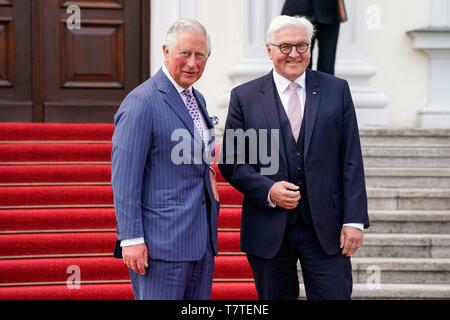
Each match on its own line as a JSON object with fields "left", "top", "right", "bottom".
{"left": 0, "top": 0, "right": 149, "bottom": 122}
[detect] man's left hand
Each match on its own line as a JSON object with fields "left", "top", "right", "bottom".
{"left": 210, "top": 168, "right": 220, "bottom": 202}
{"left": 340, "top": 226, "right": 364, "bottom": 257}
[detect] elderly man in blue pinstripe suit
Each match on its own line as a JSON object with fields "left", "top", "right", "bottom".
{"left": 111, "top": 18, "right": 220, "bottom": 300}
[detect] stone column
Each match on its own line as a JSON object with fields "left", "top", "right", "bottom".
{"left": 335, "top": 0, "right": 389, "bottom": 127}
{"left": 408, "top": 0, "right": 450, "bottom": 128}
{"left": 217, "top": 0, "right": 284, "bottom": 135}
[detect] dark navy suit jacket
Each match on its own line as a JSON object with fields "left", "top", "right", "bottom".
{"left": 112, "top": 69, "right": 219, "bottom": 261}
{"left": 219, "top": 69, "right": 369, "bottom": 259}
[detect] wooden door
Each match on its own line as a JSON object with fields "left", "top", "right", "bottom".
{"left": 0, "top": 0, "right": 32, "bottom": 121}
{"left": 0, "top": 0, "right": 149, "bottom": 122}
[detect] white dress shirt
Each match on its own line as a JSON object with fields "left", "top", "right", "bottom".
{"left": 267, "top": 70, "right": 364, "bottom": 231}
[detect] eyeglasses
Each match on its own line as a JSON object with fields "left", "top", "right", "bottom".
{"left": 270, "top": 43, "right": 310, "bottom": 54}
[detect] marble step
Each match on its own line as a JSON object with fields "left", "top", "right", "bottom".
{"left": 367, "top": 188, "right": 450, "bottom": 210}
{"left": 365, "top": 167, "right": 450, "bottom": 188}
{"left": 355, "top": 234, "right": 450, "bottom": 258}
{"left": 297, "top": 283, "right": 450, "bottom": 299}
{"left": 360, "top": 128, "right": 450, "bottom": 147}
{"left": 351, "top": 257, "right": 450, "bottom": 285}
{"left": 297, "top": 258, "right": 450, "bottom": 285}
{"left": 350, "top": 283, "right": 450, "bottom": 300}
{"left": 362, "top": 146, "right": 450, "bottom": 167}
{"left": 367, "top": 210, "right": 450, "bottom": 234}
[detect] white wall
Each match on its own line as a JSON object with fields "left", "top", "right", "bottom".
{"left": 362, "top": 0, "right": 430, "bottom": 127}
{"left": 193, "top": 0, "right": 242, "bottom": 122}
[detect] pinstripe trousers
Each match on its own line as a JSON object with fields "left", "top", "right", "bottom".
{"left": 128, "top": 231, "right": 214, "bottom": 300}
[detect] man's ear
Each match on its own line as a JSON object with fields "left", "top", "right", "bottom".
{"left": 265, "top": 44, "right": 273, "bottom": 59}
{"left": 162, "top": 44, "right": 169, "bottom": 58}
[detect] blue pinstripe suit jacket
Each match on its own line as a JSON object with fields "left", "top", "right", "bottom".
{"left": 111, "top": 68, "right": 219, "bottom": 261}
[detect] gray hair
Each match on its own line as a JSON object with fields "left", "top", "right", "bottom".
{"left": 165, "top": 18, "right": 211, "bottom": 54}
{"left": 266, "top": 15, "right": 315, "bottom": 44}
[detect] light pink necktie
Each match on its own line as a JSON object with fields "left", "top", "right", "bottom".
{"left": 287, "top": 82, "right": 302, "bottom": 141}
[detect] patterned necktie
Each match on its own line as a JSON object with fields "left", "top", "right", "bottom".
{"left": 181, "top": 89, "right": 204, "bottom": 139}
{"left": 287, "top": 82, "right": 302, "bottom": 142}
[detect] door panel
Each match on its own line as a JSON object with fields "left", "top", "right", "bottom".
{"left": 0, "top": 0, "right": 149, "bottom": 122}
{"left": 0, "top": 0, "right": 32, "bottom": 121}
{"left": 61, "top": 0, "right": 124, "bottom": 10}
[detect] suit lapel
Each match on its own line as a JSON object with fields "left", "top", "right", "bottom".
{"left": 304, "top": 69, "right": 320, "bottom": 160}
{"left": 259, "top": 71, "right": 287, "bottom": 171}
{"left": 155, "top": 70, "right": 203, "bottom": 147}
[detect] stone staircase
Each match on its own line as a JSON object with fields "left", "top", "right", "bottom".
{"left": 295, "top": 129, "right": 450, "bottom": 299}
{"left": 344, "top": 129, "right": 450, "bottom": 299}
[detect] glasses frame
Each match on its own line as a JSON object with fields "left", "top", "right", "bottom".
{"left": 270, "top": 42, "right": 310, "bottom": 55}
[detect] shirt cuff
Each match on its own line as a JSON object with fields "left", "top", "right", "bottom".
{"left": 343, "top": 223, "right": 364, "bottom": 231}
{"left": 120, "top": 237, "right": 145, "bottom": 247}
{"left": 267, "top": 190, "right": 276, "bottom": 208}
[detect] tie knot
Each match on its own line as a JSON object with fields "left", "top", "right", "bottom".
{"left": 289, "top": 82, "right": 299, "bottom": 92}
{"left": 182, "top": 89, "right": 193, "bottom": 98}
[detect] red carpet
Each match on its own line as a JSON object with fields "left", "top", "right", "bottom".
{"left": 0, "top": 207, "right": 242, "bottom": 232}
{"left": 0, "top": 165, "right": 112, "bottom": 184}
{"left": 0, "top": 122, "right": 256, "bottom": 300}
{"left": 0, "top": 284, "right": 134, "bottom": 300}
{"left": 0, "top": 232, "right": 240, "bottom": 257}
{"left": 0, "top": 256, "right": 252, "bottom": 284}
{"left": 0, "top": 185, "right": 241, "bottom": 207}
{"left": 0, "top": 283, "right": 257, "bottom": 300}
{"left": 0, "top": 208, "right": 117, "bottom": 232}
{"left": 0, "top": 144, "right": 112, "bottom": 162}
{"left": 0, "top": 123, "right": 114, "bottom": 141}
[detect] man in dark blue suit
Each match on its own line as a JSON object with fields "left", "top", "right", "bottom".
{"left": 282, "top": 0, "right": 343, "bottom": 75}
{"left": 219, "top": 15, "right": 368, "bottom": 300}
{"left": 111, "top": 19, "right": 220, "bottom": 300}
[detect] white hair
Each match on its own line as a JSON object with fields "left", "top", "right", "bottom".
{"left": 266, "top": 15, "right": 315, "bottom": 44}
{"left": 165, "top": 18, "right": 211, "bottom": 54}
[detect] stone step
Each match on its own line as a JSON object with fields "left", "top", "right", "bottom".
{"left": 355, "top": 234, "right": 450, "bottom": 258}
{"left": 352, "top": 257, "right": 450, "bottom": 285}
{"left": 351, "top": 283, "right": 450, "bottom": 300}
{"left": 360, "top": 128, "right": 450, "bottom": 147}
{"left": 367, "top": 188, "right": 450, "bottom": 210}
{"left": 297, "top": 258, "right": 450, "bottom": 285}
{"left": 362, "top": 146, "right": 450, "bottom": 167}
{"left": 367, "top": 210, "right": 450, "bottom": 234}
{"left": 365, "top": 167, "right": 450, "bottom": 188}
{"left": 297, "top": 283, "right": 450, "bottom": 299}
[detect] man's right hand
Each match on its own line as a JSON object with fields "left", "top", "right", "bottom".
{"left": 269, "top": 181, "right": 301, "bottom": 210}
{"left": 122, "top": 243, "right": 149, "bottom": 276}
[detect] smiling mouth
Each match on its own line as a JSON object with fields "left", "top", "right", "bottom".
{"left": 287, "top": 61, "right": 301, "bottom": 64}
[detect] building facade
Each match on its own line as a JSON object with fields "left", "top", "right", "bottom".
{"left": 150, "top": 0, "right": 450, "bottom": 131}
